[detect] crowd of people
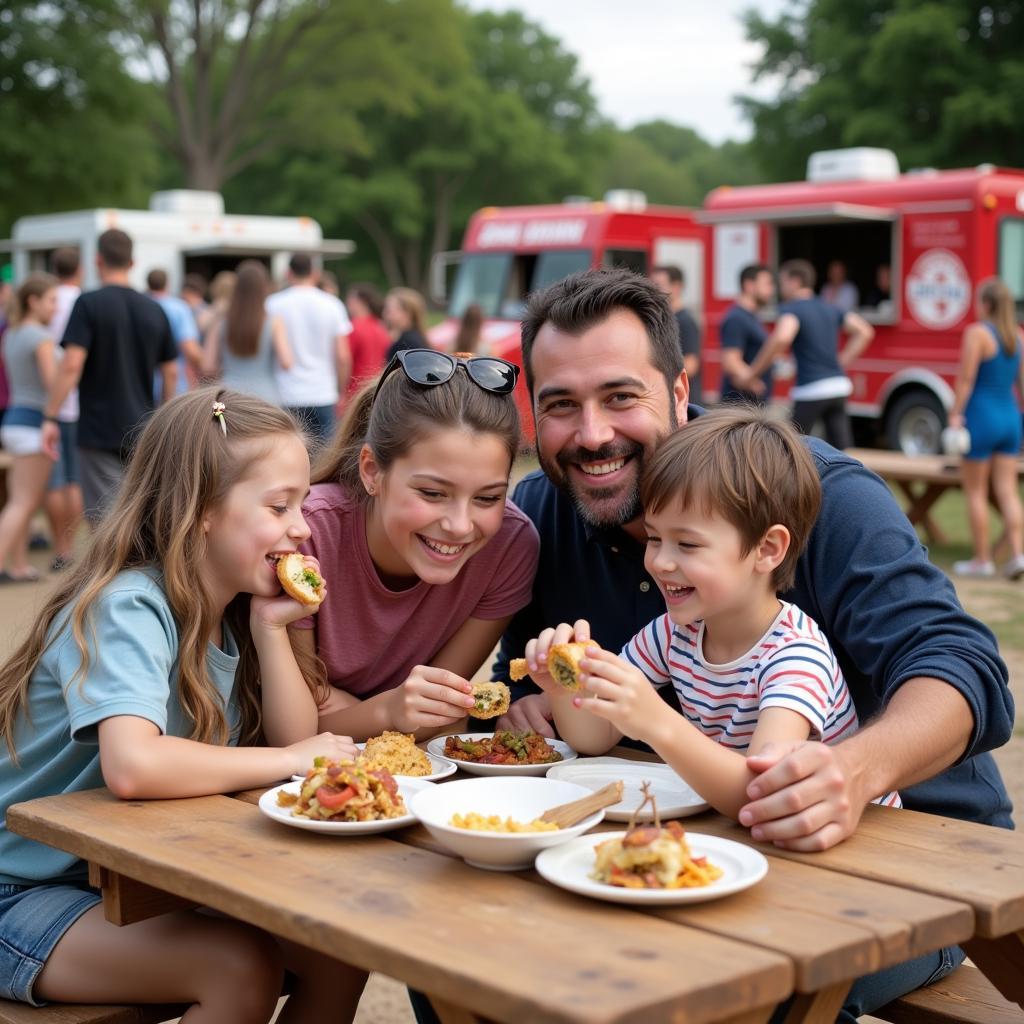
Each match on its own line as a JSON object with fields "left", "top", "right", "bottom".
{"left": 0, "top": 239, "right": 1018, "bottom": 1021}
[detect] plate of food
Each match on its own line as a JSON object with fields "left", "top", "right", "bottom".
{"left": 545, "top": 757, "right": 709, "bottom": 820}
{"left": 263, "top": 759, "right": 434, "bottom": 834}
{"left": 292, "top": 731, "right": 455, "bottom": 784}
{"left": 535, "top": 783, "right": 766, "bottom": 904}
{"left": 427, "top": 730, "right": 576, "bottom": 777}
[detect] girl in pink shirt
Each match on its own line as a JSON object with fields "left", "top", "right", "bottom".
{"left": 287, "top": 350, "right": 539, "bottom": 741}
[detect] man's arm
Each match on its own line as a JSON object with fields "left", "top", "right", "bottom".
{"left": 43, "top": 343, "right": 85, "bottom": 417}
{"left": 720, "top": 348, "right": 764, "bottom": 395}
{"left": 746, "top": 313, "right": 798, "bottom": 381}
{"left": 335, "top": 333, "right": 352, "bottom": 398}
{"left": 158, "top": 360, "right": 178, "bottom": 404}
{"left": 838, "top": 311, "right": 874, "bottom": 369}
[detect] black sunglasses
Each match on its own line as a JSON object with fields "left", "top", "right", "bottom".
{"left": 371, "top": 348, "right": 520, "bottom": 405}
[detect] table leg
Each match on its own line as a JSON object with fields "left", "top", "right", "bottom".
{"left": 776, "top": 981, "right": 851, "bottom": 1024}
{"left": 962, "top": 931, "right": 1024, "bottom": 1007}
{"left": 897, "top": 482, "right": 949, "bottom": 544}
{"left": 88, "top": 863, "right": 197, "bottom": 926}
{"left": 427, "top": 996, "right": 489, "bottom": 1024}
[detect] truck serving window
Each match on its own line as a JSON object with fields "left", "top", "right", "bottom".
{"left": 999, "top": 218, "right": 1024, "bottom": 317}
{"left": 603, "top": 249, "right": 648, "bottom": 275}
{"left": 450, "top": 250, "right": 590, "bottom": 319}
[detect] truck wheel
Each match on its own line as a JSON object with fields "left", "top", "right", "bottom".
{"left": 885, "top": 391, "right": 945, "bottom": 455}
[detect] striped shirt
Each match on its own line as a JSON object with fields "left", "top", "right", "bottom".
{"left": 621, "top": 601, "right": 901, "bottom": 808}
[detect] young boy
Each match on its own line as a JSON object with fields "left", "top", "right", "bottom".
{"left": 522, "top": 406, "right": 900, "bottom": 820}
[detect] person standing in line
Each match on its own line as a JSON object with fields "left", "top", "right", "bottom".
{"left": 40, "top": 229, "right": 178, "bottom": 524}
{"left": 179, "top": 273, "right": 209, "bottom": 327}
{"left": 200, "top": 260, "right": 292, "bottom": 405}
{"left": 821, "top": 259, "right": 860, "bottom": 313}
{"left": 266, "top": 253, "right": 352, "bottom": 445}
{"left": 343, "top": 283, "right": 390, "bottom": 404}
{"left": 743, "top": 259, "right": 874, "bottom": 450}
{"left": 146, "top": 269, "right": 201, "bottom": 397}
{"left": 383, "top": 288, "right": 428, "bottom": 361}
{"left": 0, "top": 274, "right": 60, "bottom": 583}
{"left": 719, "top": 264, "right": 776, "bottom": 405}
{"left": 651, "top": 265, "right": 702, "bottom": 404}
{"left": 948, "top": 278, "right": 1024, "bottom": 580}
{"left": 43, "top": 248, "right": 84, "bottom": 571}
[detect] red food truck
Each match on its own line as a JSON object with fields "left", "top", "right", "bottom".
{"left": 701, "top": 149, "right": 1024, "bottom": 453}
{"left": 429, "top": 193, "right": 707, "bottom": 437}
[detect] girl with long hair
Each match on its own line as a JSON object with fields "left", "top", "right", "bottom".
{"left": 0, "top": 273, "right": 60, "bottom": 582}
{"left": 285, "top": 350, "right": 539, "bottom": 740}
{"left": 949, "top": 278, "right": 1024, "bottom": 579}
{"left": 201, "top": 260, "right": 292, "bottom": 404}
{"left": 0, "top": 387, "right": 366, "bottom": 1021}
{"left": 382, "top": 288, "right": 427, "bottom": 362}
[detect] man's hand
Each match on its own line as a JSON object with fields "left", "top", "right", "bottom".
{"left": 495, "top": 693, "right": 555, "bottom": 737}
{"left": 41, "top": 420, "right": 61, "bottom": 461}
{"left": 739, "top": 740, "right": 869, "bottom": 851}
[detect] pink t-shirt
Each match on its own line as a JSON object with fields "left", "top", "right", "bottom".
{"left": 294, "top": 483, "right": 539, "bottom": 697}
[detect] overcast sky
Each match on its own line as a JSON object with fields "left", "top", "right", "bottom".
{"left": 462, "top": 0, "right": 790, "bottom": 143}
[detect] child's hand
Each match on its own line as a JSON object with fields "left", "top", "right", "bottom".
{"left": 251, "top": 556, "right": 326, "bottom": 631}
{"left": 574, "top": 648, "right": 669, "bottom": 742}
{"left": 389, "top": 666, "right": 476, "bottom": 732}
{"left": 284, "top": 731, "right": 359, "bottom": 775}
{"left": 522, "top": 619, "right": 592, "bottom": 693}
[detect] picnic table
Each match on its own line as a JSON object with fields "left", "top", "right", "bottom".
{"left": 847, "top": 447, "right": 1024, "bottom": 546}
{"left": 8, "top": 747, "right": 1024, "bottom": 1024}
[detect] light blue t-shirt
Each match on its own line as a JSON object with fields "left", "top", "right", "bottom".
{"left": 0, "top": 568, "right": 240, "bottom": 886}
{"left": 153, "top": 294, "right": 200, "bottom": 398}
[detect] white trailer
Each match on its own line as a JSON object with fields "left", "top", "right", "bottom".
{"left": 2, "top": 190, "right": 353, "bottom": 290}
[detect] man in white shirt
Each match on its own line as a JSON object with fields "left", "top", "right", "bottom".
{"left": 266, "top": 254, "right": 352, "bottom": 444}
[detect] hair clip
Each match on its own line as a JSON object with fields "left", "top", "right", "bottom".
{"left": 212, "top": 400, "right": 227, "bottom": 436}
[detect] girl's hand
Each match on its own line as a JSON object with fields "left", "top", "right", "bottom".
{"left": 574, "top": 648, "right": 668, "bottom": 742}
{"left": 523, "top": 620, "right": 591, "bottom": 692}
{"left": 284, "top": 732, "right": 358, "bottom": 776}
{"left": 389, "top": 666, "right": 476, "bottom": 732}
{"left": 251, "top": 556, "right": 326, "bottom": 631}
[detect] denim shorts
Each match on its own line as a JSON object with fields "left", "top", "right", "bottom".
{"left": 48, "top": 420, "right": 79, "bottom": 489}
{"left": 0, "top": 881, "right": 101, "bottom": 1005}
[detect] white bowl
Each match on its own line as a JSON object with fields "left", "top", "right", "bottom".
{"left": 409, "top": 776, "right": 604, "bottom": 871}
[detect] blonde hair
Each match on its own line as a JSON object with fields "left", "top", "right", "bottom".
{"left": 977, "top": 277, "right": 1020, "bottom": 356}
{"left": 0, "top": 387, "right": 305, "bottom": 762}
{"left": 387, "top": 287, "right": 427, "bottom": 335}
{"left": 6, "top": 272, "right": 57, "bottom": 326}
{"left": 641, "top": 406, "right": 821, "bottom": 592}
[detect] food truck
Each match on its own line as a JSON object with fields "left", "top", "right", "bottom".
{"left": 3, "top": 190, "right": 353, "bottom": 292}
{"left": 429, "top": 192, "right": 708, "bottom": 436}
{"left": 701, "top": 148, "right": 1024, "bottom": 453}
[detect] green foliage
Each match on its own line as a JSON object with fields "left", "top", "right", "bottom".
{"left": 0, "top": 1, "right": 162, "bottom": 233}
{"left": 741, "top": 0, "right": 1024, "bottom": 178}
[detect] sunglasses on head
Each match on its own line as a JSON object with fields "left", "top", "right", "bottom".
{"left": 371, "top": 348, "right": 520, "bottom": 405}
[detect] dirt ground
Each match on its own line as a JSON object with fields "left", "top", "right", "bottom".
{"left": 0, "top": 544, "right": 1018, "bottom": 1024}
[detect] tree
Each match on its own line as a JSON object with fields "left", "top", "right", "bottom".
{"left": 0, "top": 1, "right": 161, "bottom": 233}
{"left": 741, "top": 0, "right": 1024, "bottom": 180}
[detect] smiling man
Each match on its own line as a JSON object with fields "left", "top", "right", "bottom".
{"left": 486, "top": 267, "right": 1014, "bottom": 1024}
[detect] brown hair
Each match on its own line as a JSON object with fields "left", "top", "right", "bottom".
{"left": 146, "top": 268, "right": 168, "bottom": 292}
{"left": 347, "top": 282, "right": 384, "bottom": 319}
{"left": 51, "top": 247, "right": 80, "bottom": 280}
{"left": 454, "top": 303, "right": 483, "bottom": 354}
{"left": 7, "top": 272, "right": 57, "bottom": 326}
{"left": 225, "top": 260, "right": 270, "bottom": 358}
{"left": 386, "top": 287, "right": 427, "bottom": 335}
{"left": 182, "top": 273, "right": 207, "bottom": 299}
{"left": 0, "top": 387, "right": 306, "bottom": 762}
{"left": 97, "top": 229, "right": 133, "bottom": 269}
{"left": 210, "top": 270, "right": 236, "bottom": 306}
{"left": 289, "top": 253, "right": 313, "bottom": 278}
{"left": 779, "top": 259, "right": 816, "bottom": 290}
{"left": 520, "top": 268, "right": 682, "bottom": 397}
{"left": 640, "top": 406, "right": 821, "bottom": 592}
{"left": 977, "top": 277, "right": 1020, "bottom": 356}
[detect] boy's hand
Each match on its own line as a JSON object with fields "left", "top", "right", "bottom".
{"left": 574, "top": 648, "right": 667, "bottom": 741}
{"left": 251, "top": 556, "right": 326, "bottom": 631}
{"left": 523, "top": 619, "right": 591, "bottom": 692}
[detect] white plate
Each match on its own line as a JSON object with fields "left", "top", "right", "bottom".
{"left": 291, "top": 743, "right": 456, "bottom": 784}
{"left": 427, "top": 732, "right": 577, "bottom": 776}
{"left": 259, "top": 777, "right": 434, "bottom": 834}
{"left": 546, "top": 757, "right": 709, "bottom": 820}
{"left": 536, "top": 831, "right": 768, "bottom": 904}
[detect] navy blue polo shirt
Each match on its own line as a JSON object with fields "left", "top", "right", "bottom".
{"left": 720, "top": 303, "right": 773, "bottom": 402}
{"left": 493, "top": 425, "right": 1015, "bottom": 828}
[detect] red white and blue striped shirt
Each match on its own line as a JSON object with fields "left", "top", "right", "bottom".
{"left": 621, "top": 601, "right": 901, "bottom": 808}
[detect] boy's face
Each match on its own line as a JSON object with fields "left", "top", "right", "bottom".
{"left": 642, "top": 502, "right": 763, "bottom": 628}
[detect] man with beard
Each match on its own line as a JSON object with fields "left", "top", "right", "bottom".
{"left": 479, "top": 268, "right": 1013, "bottom": 1021}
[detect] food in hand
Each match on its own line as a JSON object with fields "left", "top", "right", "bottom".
{"left": 276, "top": 552, "right": 325, "bottom": 605}
{"left": 471, "top": 681, "right": 510, "bottom": 719}
{"left": 278, "top": 758, "right": 404, "bottom": 821}
{"left": 442, "top": 730, "right": 563, "bottom": 765}
{"left": 450, "top": 812, "right": 558, "bottom": 833}
{"left": 358, "top": 731, "right": 432, "bottom": 777}
{"left": 509, "top": 658, "right": 529, "bottom": 682}
{"left": 547, "top": 642, "right": 588, "bottom": 691}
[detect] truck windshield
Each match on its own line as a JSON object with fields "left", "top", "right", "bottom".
{"left": 450, "top": 250, "right": 591, "bottom": 319}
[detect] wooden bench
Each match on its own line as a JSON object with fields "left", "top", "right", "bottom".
{"left": 874, "top": 963, "right": 1024, "bottom": 1024}
{"left": 0, "top": 1001, "right": 183, "bottom": 1023}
